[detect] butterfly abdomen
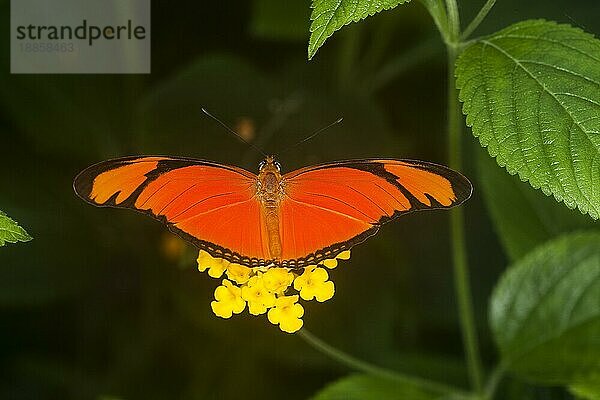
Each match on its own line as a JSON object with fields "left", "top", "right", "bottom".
{"left": 257, "top": 160, "right": 286, "bottom": 260}
{"left": 264, "top": 206, "right": 282, "bottom": 259}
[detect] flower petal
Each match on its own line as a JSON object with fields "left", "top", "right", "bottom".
{"left": 315, "top": 280, "right": 335, "bottom": 302}
{"left": 279, "top": 317, "right": 303, "bottom": 333}
{"left": 336, "top": 250, "right": 351, "bottom": 260}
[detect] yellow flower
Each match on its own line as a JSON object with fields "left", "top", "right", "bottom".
{"left": 262, "top": 267, "right": 294, "bottom": 294}
{"left": 337, "top": 250, "right": 351, "bottom": 260}
{"left": 241, "top": 274, "right": 276, "bottom": 315}
{"left": 267, "top": 295, "right": 304, "bottom": 333}
{"left": 199, "top": 251, "right": 344, "bottom": 332}
{"left": 211, "top": 279, "right": 246, "bottom": 318}
{"left": 226, "top": 263, "right": 252, "bottom": 284}
{"left": 197, "top": 250, "right": 228, "bottom": 278}
{"left": 322, "top": 250, "right": 351, "bottom": 269}
{"left": 293, "top": 266, "right": 335, "bottom": 302}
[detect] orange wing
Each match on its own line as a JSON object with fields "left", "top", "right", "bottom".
{"left": 74, "top": 156, "right": 271, "bottom": 265}
{"left": 277, "top": 159, "right": 472, "bottom": 267}
{"left": 75, "top": 157, "right": 471, "bottom": 268}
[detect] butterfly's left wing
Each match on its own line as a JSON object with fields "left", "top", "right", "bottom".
{"left": 74, "top": 156, "right": 272, "bottom": 265}
{"left": 278, "top": 159, "right": 472, "bottom": 267}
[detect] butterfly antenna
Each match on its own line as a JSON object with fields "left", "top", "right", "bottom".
{"left": 201, "top": 108, "right": 268, "bottom": 157}
{"left": 280, "top": 117, "right": 343, "bottom": 155}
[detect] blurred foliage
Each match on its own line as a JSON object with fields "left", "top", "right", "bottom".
{"left": 570, "top": 378, "right": 600, "bottom": 400}
{"left": 0, "top": 0, "right": 599, "bottom": 399}
{"left": 477, "top": 150, "right": 595, "bottom": 261}
{"left": 310, "top": 374, "right": 446, "bottom": 400}
{"left": 251, "top": 0, "right": 310, "bottom": 41}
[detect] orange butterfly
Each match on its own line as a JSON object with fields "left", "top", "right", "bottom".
{"left": 74, "top": 156, "right": 472, "bottom": 268}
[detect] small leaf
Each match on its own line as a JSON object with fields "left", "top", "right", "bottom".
{"left": 311, "top": 374, "right": 447, "bottom": 400}
{"left": 490, "top": 232, "right": 600, "bottom": 384}
{"left": 308, "top": 0, "right": 410, "bottom": 59}
{"left": 477, "top": 149, "right": 595, "bottom": 261}
{"left": 0, "top": 211, "right": 32, "bottom": 246}
{"left": 456, "top": 20, "right": 600, "bottom": 220}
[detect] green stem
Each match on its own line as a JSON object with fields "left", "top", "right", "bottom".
{"left": 461, "top": 0, "right": 497, "bottom": 40}
{"left": 446, "top": 44, "right": 485, "bottom": 395}
{"left": 444, "top": 0, "right": 461, "bottom": 42}
{"left": 419, "top": 0, "right": 450, "bottom": 44}
{"left": 297, "top": 329, "right": 470, "bottom": 397}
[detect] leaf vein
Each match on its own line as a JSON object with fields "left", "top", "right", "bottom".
{"left": 491, "top": 33, "right": 600, "bottom": 63}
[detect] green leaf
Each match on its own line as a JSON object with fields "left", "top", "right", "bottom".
{"left": 477, "top": 148, "right": 596, "bottom": 261}
{"left": 490, "top": 232, "right": 600, "bottom": 384}
{"left": 456, "top": 20, "right": 600, "bottom": 220}
{"left": 0, "top": 211, "right": 32, "bottom": 246}
{"left": 311, "top": 374, "right": 447, "bottom": 400}
{"left": 308, "top": 0, "right": 410, "bottom": 59}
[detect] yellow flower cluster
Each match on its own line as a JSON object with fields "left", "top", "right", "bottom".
{"left": 197, "top": 250, "right": 351, "bottom": 333}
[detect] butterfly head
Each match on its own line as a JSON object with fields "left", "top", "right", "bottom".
{"left": 258, "top": 156, "right": 281, "bottom": 173}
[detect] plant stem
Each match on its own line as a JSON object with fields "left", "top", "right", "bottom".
{"left": 446, "top": 44, "right": 485, "bottom": 396}
{"left": 461, "top": 0, "right": 496, "bottom": 40}
{"left": 297, "top": 329, "right": 470, "bottom": 397}
{"left": 444, "top": 0, "right": 461, "bottom": 42}
{"left": 442, "top": 0, "right": 485, "bottom": 393}
{"left": 419, "top": 0, "right": 450, "bottom": 44}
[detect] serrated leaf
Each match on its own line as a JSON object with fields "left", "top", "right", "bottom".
{"left": 0, "top": 211, "right": 32, "bottom": 246}
{"left": 490, "top": 232, "right": 600, "bottom": 384}
{"left": 311, "top": 374, "right": 447, "bottom": 400}
{"left": 308, "top": 0, "right": 410, "bottom": 59}
{"left": 477, "top": 149, "right": 596, "bottom": 261}
{"left": 456, "top": 20, "right": 600, "bottom": 220}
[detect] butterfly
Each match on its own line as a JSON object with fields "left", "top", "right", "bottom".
{"left": 74, "top": 155, "right": 472, "bottom": 268}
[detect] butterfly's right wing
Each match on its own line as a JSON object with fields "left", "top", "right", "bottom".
{"left": 278, "top": 159, "right": 472, "bottom": 267}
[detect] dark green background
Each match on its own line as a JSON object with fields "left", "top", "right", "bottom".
{"left": 1, "top": 1, "right": 598, "bottom": 399}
